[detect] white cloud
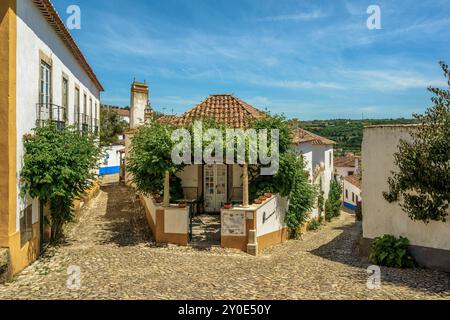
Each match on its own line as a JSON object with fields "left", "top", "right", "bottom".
{"left": 254, "top": 10, "right": 326, "bottom": 22}
{"left": 343, "top": 70, "right": 447, "bottom": 91}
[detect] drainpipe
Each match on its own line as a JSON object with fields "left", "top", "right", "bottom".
{"left": 163, "top": 172, "right": 170, "bottom": 207}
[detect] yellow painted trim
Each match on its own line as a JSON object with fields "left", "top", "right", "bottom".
{"left": 0, "top": 0, "right": 17, "bottom": 247}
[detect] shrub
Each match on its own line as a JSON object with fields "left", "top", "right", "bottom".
{"left": 355, "top": 202, "right": 363, "bottom": 221}
{"left": 21, "top": 123, "right": 101, "bottom": 241}
{"left": 307, "top": 219, "right": 321, "bottom": 231}
{"left": 325, "top": 180, "right": 342, "bottom": 221}
{"left": 369, "top": 235, "right": 415, "bottom": 268}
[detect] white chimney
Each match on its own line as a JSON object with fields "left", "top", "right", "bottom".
{"left": 130, "top": 81, "right": 149, "bottom": 129}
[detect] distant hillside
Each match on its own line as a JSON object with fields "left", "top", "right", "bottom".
{"left": 300, "top": 118, "right": 417, "bottom": 155}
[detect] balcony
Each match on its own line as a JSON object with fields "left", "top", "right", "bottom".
{"left": 75, "top": 113, "right": 99, "bottom": 135}
{"left": 36, "top": 103, "right": 67, "bottom": 129}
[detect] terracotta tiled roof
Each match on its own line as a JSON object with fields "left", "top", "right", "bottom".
{"left": 292, "top": 128, "right": 336, "bottom": 145}
{"left": 110, "top": 108, "right": 130, "bottom": 117}
{"left": 158, "top": 94, "right": 265, "bottom": 128}
{"left": 33, "top": 0, "right": 103, "bottom": 91}
{"left": 334, "top": 155, "right": 360, "bottom": 168}
{"left": 344, "top": 174, "right": 361, "bottom": 189}
{"left": 158, "top": 115, "right": 181, "bottom": 124}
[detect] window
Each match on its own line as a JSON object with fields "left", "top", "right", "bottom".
{"left": 20, "top": 204, "right": 33, "bottom": 247}
{"left": 83, "top": 94, "right": 87, "bottom": 115}
{"left": 348, "top": 171, "right": 354, "bottom": 176}
{"left": 39, "top": 61, "right": 51, "bottom": 105}
{"left": 345, "top": 189, "right": 348, "bottom": 200}
{"left": 356, "top": 195, "right": 359, "bottom": 203}
{"left": 74, "top": 87, "right": 80, "bottom": 124}
{"left": 352, "top": 192, "right": 355, "bottom": 203}
{"left": 89, "top": 98, "right": 93, "bottom": 130}
{"left": 62, "top": 77, "right": 68, "bottom": 121}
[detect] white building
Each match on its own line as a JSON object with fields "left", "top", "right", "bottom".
{"left": 334, "top": 154, "right": 360, "bottom": 178}
{"left": 362, "top": 125, "right": 450, "bottom": 272}
{"left": 0, "top": 0, "right": 103, "bottom": 276}
{"left": 292, "top": 128, "right": 335, "bottom": 219}
{"left": 343, "top": 175, "right": 361, "bottom": 211}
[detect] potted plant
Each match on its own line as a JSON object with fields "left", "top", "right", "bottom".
{"left": 264, "top": 192, "right": 273, "bottom": 198}
{"left": 224, "top": 194, "right": 233, "bottom": 209}
{"left": 178, "top": 200, "right": 187, "bottom": 208}
{"left": 254, "top": 198, "right": 262, "bottom": 205}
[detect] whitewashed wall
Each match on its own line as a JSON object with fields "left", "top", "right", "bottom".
{"left": 343, "top": 180, "right": 361, "bottom": 207}
{"left": 336, "top": 166, "right": 356, "bottom": 178}
{"left": 99, "top": 145, "right": 123, "bottom": 175}
{"left": 15, "top": 0, "right": 101, "bottom": 229}
{"left": 256, "top": 196, "right": 287, "bottom": 237}
{"left": 164, "top": 207, "right": 189, "bottom": 234}
{"left": 362, "top": 126, "right": 450, "bottom": 250}
{"left": 142, "top": 196, "right": 157, "bottom": 225}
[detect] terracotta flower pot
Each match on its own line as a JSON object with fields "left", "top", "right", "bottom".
{"left": 259, "top": 196, "right": 267, "bottom": 202}
{"left": 224, "top": 203, "right": 233, "bottom": 209}
{"left": 264, "top": 193, "right": 273, "bottom": 198}
{"left": 178, "top": 202, "right": 187, "bottom": 208}
{"left": 254, "top": 199, "right": 262, "bottom": 205}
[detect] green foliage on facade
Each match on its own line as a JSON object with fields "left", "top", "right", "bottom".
{"left": 249, "top": 116, "right": 316, "bottom": 237}
{"left": 325, "top": 179, "right": 342, "bottom": 222}
{"left": 383, "top": 62, "right": 450, "bottom": 223}
{"left": 21, "top": 123, "right": 101, "bottom": 241}
{"left": 369, "top": 235, "right": 415, "bottom": 268}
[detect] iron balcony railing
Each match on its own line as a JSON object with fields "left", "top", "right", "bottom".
{"left": 36, "top": 103, "right": 67, "bottom": 129}
{"left": 75, "top": 113, "right": 99, "bottom": 135}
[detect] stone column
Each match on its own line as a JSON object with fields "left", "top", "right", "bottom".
{"left": 130, "top": 81, "right": 149, "bottom": 129}
{"left": 163, "top": 172, "right": 170, "bottom": 207}
{"left": 242, "top": 163, "right": 249, "bottom": 208}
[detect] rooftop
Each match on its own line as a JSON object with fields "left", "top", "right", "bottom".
{"left": 292, "top": 128, "right": 336, "bottom": 146}
{"left": 344, "top": 174, "right": 361, "bottom": 189}
{"left": 158, "top": 94, "right": 265, "bottom": 128}
{"left": 334, "top": 154, "right": 361, "bottom": 168}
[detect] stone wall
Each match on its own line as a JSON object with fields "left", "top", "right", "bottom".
{"left": 0, "top": 248, "right": 10, "bottom": 283}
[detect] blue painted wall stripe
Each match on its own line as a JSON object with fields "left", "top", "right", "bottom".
{"left": 99, "top": 166, "right": 121, "bottom": 175}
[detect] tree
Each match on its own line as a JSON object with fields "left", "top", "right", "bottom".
{"left": 383, "top": 61, "right": 450, "bottom": 223}
{"left": 100, "top": 106, "right": 128, "bottom": 146}
{"left": 325, "top": 179, "right": 342, "bottom": 221}
{"left": 21, "top": 123, "right": 101, "bottom": 241}
{"left": 126, "top": 122, "right": 184, "bottom": 196}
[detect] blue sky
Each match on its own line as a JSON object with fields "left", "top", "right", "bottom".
{"left": 53, "top": 0, "right": 450, "bottom": 120}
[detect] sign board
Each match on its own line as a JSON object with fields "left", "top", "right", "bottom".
{"left": 221, "top": 211, "right": 246, "bottom": 236}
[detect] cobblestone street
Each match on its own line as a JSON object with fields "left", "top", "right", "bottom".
{"left": 0, "top": 178, "right": 449, "bottom": 300}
